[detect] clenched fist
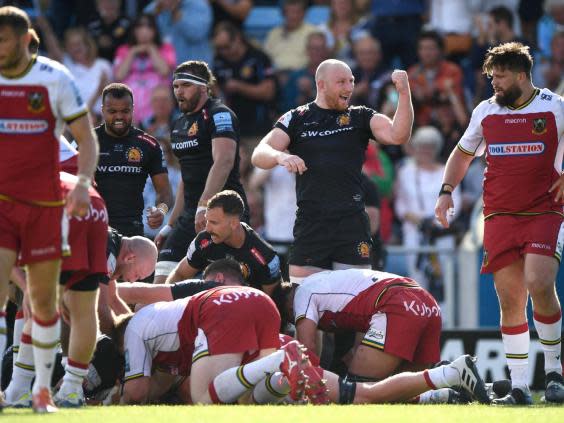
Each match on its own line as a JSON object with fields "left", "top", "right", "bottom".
{"left": 391, "top": 69, "right": 410, "bottom": 95}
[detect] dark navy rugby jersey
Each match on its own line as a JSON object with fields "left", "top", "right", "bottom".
{"left": 274, "top": 102, "right": 377, "bottom": 217}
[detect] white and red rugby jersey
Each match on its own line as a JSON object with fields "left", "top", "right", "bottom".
{"left": 59, "top": 135, "right": 78, "bottom": 175}
{"left": 457, "top": 88, "right": 564, "bottom": 217}
{"left": 0, "top": 56, "right": 87, "bottom": 203}
{"left": 293, "top": 268, "right": 420, "bottom": 332}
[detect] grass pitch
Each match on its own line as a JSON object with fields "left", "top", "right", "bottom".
{"left": 3, "top": 403, "right": 564, "bottom": 423}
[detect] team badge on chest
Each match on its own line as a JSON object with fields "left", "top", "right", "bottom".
{"left": 532, "top": 118, "right": 547, "bottom": 135}
{"left": 27, "top": 91, "right": 45, "bottom": 113}
{"left": 188, "top": 122, "right": 198, "bottom": 136}
{"left": 126, "top": 146, "right": 143, "bottom": 163}
{"left": 337, "top": 114, "right": 350, "bottom": 126}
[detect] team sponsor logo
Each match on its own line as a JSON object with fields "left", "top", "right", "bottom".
{"left": 268, "top": 255, "right": 281, "bottom": 278}
{"left": 504, "top": 118, "right": 526, "bottom": 124}
{"left": 530, "top": 242, "right": 551, "bottom": 250}
{"left": 199, "top": 238, "right": 211, "bottom": 249}
{"left": 1, "top": 89, "right": 24, "bottom": 97}
{"left": 337, "top": 114, "right": 350, "bottom": 126}
{"left": 0, "top": 119, "right": 48, "bottom": 134}
{"left": 277, "top": 111, "right": 292, "bottom": 128}
{"left": 250, "top": 247, "right": 266, "bottom": 265}
{"left": 357, "top": 241, "right": 370, "bottom": 258}
{"left": 126, "top": 146, "right": 143, "bottom": 163}
{"left": 30, "top": 245, "right": 57, "bottom": 256}
{"left": 403, "top": 300, "right": 441, "bottom": 317}
{"left": 172, "top": 139, "right": 199, "bottom": 149}
{"left": 213, "top": 112, "right": 233, "bottom": 132}
{"left": 96, "top": 165, "right": 141, "bottom": 173}
{"left": 532, "top": 118, "right": 547, "bottom": 135}
{"left": 300, "top": 126, "right": 354, "bottom": 138}
{"left": 188, "top": 122, "right": 198, "bottom": 136}
{"left": 240, "top": 262, "right": 250, "bottom": 280}
{"left": 211, "top": 287, "right": 262, "bottom": 305}
{"left": 27, "top": 91, "right": 45, "bottom": 113}
{"left": 540, "top": 93, "right": 552, "bottom": 101}
{"left": 71, "top": 203, "right": 108, "bottom": 223}
{"left": 487, "top": 142, "right": 544, "bottom": 156}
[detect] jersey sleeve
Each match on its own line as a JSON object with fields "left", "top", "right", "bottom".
{"left": 186, "top": 236, "right": 207, "bottom": 269}
{"left": 458, "top": 103, "right": 486, "bottom": 157}
{"left": 57, "top": 66, "right": 88, "bottom": 123}
{"left": 148, "top": 143, "right": 167, "bottom": 176}
{"left": 293, "top": 285, "right": 320, "bottom": 325}
{"left": 123, "top": 322, "right": 152, "bottom": 381}
{"left": 170, "top": 280, "right": 220, "bottom": 300}
{"left": 209, "top": 108, "right": 238, "bottom": 142}
{"left": 274, "top": 109, "right": 294, "bottom": 135}
{"left": 359, "top": 106, "right": 378, "bottom": 132}
{"left": 253, "top": 253, "right": 281, "bottom": 286}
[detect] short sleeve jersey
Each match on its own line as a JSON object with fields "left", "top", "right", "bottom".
{"left": 170, "top": 98, "right": 246, "bottom": 210}
{"left": 186, "top": 223, "right": 281, "bottom": 288}
{"left": 105, "top": 227, "right": 122, "bottom": 280}
{"left": 457, "top": 89, "right": 564, "bottom": 217}
{"left": 94, "top": 126, "right": 167, "bottom": 225}
{"left": 123, "top": 298, "right": 190, "bottom": 381}
{"left": 293, "top": 268, "right": 420, "bottom": 332}
{"left": 0, "top": 56, "right": 87, "bottom": 203}
{"left": 274, "top": 103, "right": 377, "bottom": 217}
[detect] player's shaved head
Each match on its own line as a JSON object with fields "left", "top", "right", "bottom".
{"left": 315, "top": 59, "right": 351, "bottom": 83}
{"left": 129, "top": 236, "right": 158, "bottom": 263}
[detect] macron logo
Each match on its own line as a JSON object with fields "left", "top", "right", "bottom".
{"left": 488, "top": 142, "right": 544, "bottom": 156}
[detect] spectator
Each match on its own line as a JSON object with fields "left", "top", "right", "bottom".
{"left": 318, "top": 0, "right": 368, "bottom": 65}
{"left": 213, "top": 21, "right": 276, "bottom": 136}
{"left": 279, "top": 31, "right": 330, "bottom": 111}
{"left": 263, "top": 0, "right": 317, "bottom": 72}
{"left": 394, "top": 126, "right": 461, "bottom": 297}
{"left": 428, "top": 0, "right": 473, "bottom": 59}
{"left": 350, "top": 34, "right": 389, "bottom": 107}
{"left": 36, "top": 19, "right": 113, "bottom": 121}
{"left": 365, "top": 0, "right": 424, "bottom": 68}
{"left": 518, "top": 0, "right": 544, "bottom": 47}
{"left": 140, "top": 84, "right": 178, "bottom": 142}
{"left": 542, "top": 32, "right": 564, "bottom": 95}
{"left": 407, "top": 30, "right": 466, "bottom": 127}
{"left": 145, "top": 0, "right": 213, "bottom": 64}
{"left": 210, "top": 0, "right": 253, "bottom": 30}
{"left": 537, "top": 0, "right": 564, "bottom": 61}
{"left": 113, "top": 13, "right": 176, "bottom": 124}
{"left": 87, "top": 0, "right": 132, "bottom": 61}
{"left": 471, "top": 6, "right": 526, "bottom": 104}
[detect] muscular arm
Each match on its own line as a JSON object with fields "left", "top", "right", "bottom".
{"left": 117, "top": 282, "right": 173, "bottom": 304}
{"left": 67, "top": 114, "right": 99, "bottom": 180}
{"left": 165, "top": 258, "right": 199, "bottom": 284}
{"left": 295, "top": 318, "right": 318, "bottom": 357}
{"left": 251, "top": 128, "right": 291, "bottom": 169}
{"left": 434, "top": 147, "right": 475, "bottom": 228}
{"left": 168, "top": 179, "right": 185, "bottom": 227}
{"left": 121, "top": 376, "right": 150, "bottom": 404}
{"left": 199, "top": 138, "right": 237, "bottom": 204}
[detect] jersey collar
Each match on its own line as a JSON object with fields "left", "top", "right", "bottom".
{"left": 0, "top": 54, "right": 37, "bottom": 80}
{"left": 507, "top": 88, "right": 539, "bottom": 110}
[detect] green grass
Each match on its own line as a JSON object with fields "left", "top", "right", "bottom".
{"left": 3, "top": 404, "right": 564, "bottom": 423}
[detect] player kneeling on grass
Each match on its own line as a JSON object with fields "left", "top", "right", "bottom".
{"left": 5, "top": 173, "right": 109, "bottom": 410}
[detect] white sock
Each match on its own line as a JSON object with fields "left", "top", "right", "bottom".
{"left": 533, "top": 310, "right": 562, "bottom": 375}
{"left": 501, "top": 323, "right": 530, "bottom": 389}
{"left": 209, "top": 350, "right": 284, "bottom": 403}
{"left": 252, "top": 372, "right": 290, "bottom": 404}
{"left": 424, "top": 365, "right": 460, "bottom": 389}
{"left": 31, "top": 314, "right": 60, "bottom": 395}
{"left": 59, "top": 359, "right": 88, "bottom": 395}
{"left": 11, "top": 311, "right": 24, "bottom": 374}
{"left": 0, "top": 311, "right": 6, "bottom": 384}
{"left": 6, "top": 333, "right": 34, "bottom": 401}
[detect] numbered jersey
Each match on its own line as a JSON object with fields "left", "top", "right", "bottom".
{"left": 457, "top": 88, "right": 564, "bottom": 217}
{"left": 0, "top": 56, "right": 87, "bottom": 203}
{"left": 293, "top": 268, "right": 421, "bottom": 332}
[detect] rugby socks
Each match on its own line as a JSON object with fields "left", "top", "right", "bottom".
{"left": 6, "top": 332, "right": 34, "bottom": 401}
{"left": 12, "top": 310, "right": 24, "bottom": 372}
{"left": 423, "top": 364, "right": 460, "bottom": 389}
{"left": 209, "top": 350, "right": 284, "bottom": 403}
{"left": 0, "top": 311, "right": 6, "bottom": 384}
{"left": 58, "top": 359, "right": 88, "bottom": 396}
{"left": 533, "top": 310, "right": 563, "bottom": 375}
{"left": 31, "top": 314, "right": 60, "bottom": 395}
{"left": 501, "top": 323, "right": 530, "bottom": 389}
{"left": 251, "top": 372, "right": 290, "bottom": 404}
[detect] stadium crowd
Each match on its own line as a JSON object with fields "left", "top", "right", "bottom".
{"left": 0, "top": 0, "right": 563, "bottom": 413}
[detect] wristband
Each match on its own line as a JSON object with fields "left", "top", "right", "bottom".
{"left": 438, "top": 183, "right": 454, "bottom": 196}
{"left": 76, "top": 174, "right": 92, "bottom": 189}
{"left": 158, "top": 224, "right": 172, "bottom": 238}
{"left": 196, "top": 206, "right": 207, "bottom": 215}
{"left": 156, "top": 203, "right": 169, "bottom": 215}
